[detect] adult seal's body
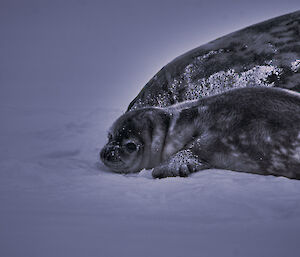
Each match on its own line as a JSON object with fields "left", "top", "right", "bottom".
{"left": 128, "top": 11, "right": 300, "bottom": 111}
{"left": 101, "top": 87, "right": 300, "bottom": 179}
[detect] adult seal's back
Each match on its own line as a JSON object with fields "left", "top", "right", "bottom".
{"left": 128, "top": 11, "right": 300, "bottom": 111}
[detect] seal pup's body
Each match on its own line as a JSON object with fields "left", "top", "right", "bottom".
{"left": 101, "top": 87, "right": 300, "bottom": 179}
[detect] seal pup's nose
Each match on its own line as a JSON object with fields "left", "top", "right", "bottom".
{"left": 100, "top": 146, "right": 120, "bottom": 163}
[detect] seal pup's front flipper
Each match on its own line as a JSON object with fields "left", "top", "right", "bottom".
{"left": 152, "top": 149, "right": 210, "bottom": 178}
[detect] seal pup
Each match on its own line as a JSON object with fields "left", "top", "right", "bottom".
{"left": 101, "top": 87, "right": 300, "bottom": 179}
{"left": 128, "top": 11, "right": 300, "bottom": 111}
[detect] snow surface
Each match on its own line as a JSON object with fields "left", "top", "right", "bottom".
{"left": 1, "top": 104, "right": 300, "bottom": 257}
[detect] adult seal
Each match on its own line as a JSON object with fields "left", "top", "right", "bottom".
{"left": 128, "top": 11, "right": 300, "bottom": 111}
{"left": 101, "top": 87, "right": 300, "bottom": 179}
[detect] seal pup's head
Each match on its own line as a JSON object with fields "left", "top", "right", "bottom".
{"left": 100, "top": 108, "right": 170, "bottom": 173}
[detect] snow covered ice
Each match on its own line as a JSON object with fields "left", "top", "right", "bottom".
{"left": 1, "top": 103, "right": 300, "bottom": 257}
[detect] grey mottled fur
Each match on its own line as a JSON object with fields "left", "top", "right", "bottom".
{"left": 128, "top": 11, "right": 300, "bottom": 111}
{"left": 101, "top": 87, "right": 300, "bottom": 179}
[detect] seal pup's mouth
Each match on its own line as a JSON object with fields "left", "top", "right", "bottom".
{"left": 101, "top": 160, "right": 133, "bottom": 174}
{"left": 100, "top": 157, "right": 129, "bottom": 172}
{"left": 100, "top": 148, "right": 131, "bottom": 173}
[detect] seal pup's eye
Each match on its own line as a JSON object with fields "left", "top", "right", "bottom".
{"left": 125, "top": 142, "right": 137, "bottom": 153}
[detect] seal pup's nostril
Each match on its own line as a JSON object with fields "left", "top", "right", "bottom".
{"left": 100, "top": 145, "right": 121, "bottom": 163}
{"left": 106, "top": 149, "right": 119, "bottom": 162}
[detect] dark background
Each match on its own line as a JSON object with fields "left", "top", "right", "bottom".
{"left": 1, "top": 0, "right": 300, "bottom": 111}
